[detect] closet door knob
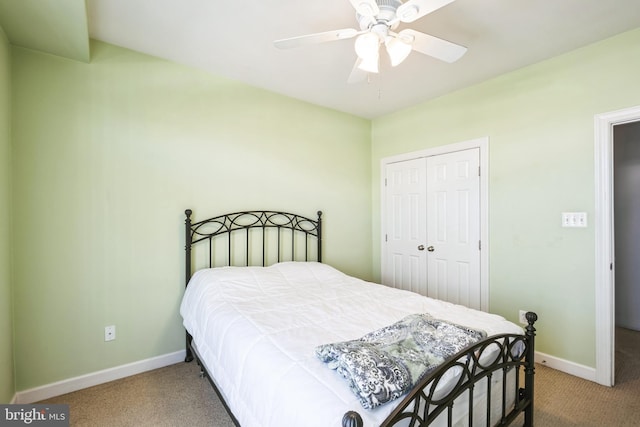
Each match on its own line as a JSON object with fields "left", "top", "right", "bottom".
{"left": 427, "top": 246, "right": 435, "bottom": 252}
{"left": 418, "top": 245, "right": 425, "bottom": 251}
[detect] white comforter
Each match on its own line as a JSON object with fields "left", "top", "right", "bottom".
{"left": 180, "top": 262, "right": 523, "bottom": 427}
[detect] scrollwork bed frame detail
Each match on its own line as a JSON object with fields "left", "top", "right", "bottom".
{"left": 184, "top": 209, "right": 322, "bottom": 283}
{"left": 183, "top": 209, "right": 537, "bottom": 427}
{"left": 375, "top": 312, "right": 537, "bottom": 427}
{"left": 340, "top": 312, "right": 537, "bottom": 427}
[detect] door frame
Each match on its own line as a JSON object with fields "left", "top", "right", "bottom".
{"left": 594, "top": 105, "right": 640, "bottom": 386}
{"left": 380, "top": 137, "right": 490, "bottom": 311}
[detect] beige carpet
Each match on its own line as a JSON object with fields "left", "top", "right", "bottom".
{"left": 529, "top": 327, "right": 640, "bottom": 427}
{"left": 40, "top": 328, "right": 640, "bottom": 426}
{"left": 39, "top": 361, "right": 235, "bottom": 427}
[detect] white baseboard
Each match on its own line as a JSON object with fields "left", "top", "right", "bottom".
{"left": 15, "top": 350, "right": 186, "bottom": 404}
{"left": 10, "top": 349, "right": 596, "bottom": 404}
{"left": 535, "top": 351, "right": 597, "bottom": 382}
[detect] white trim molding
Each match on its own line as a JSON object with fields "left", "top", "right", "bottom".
{"left": 14, "top": 350, "right": 186, "bottom": 404}
{"left": 535, "top": 351, "right": 596, "bottom": 382}
{"left": 594, "top": 105, "right": 640, "bottom": 387}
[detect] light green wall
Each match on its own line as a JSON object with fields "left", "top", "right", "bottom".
{"left": 0, "top": 24, "right": 15, "bottom": 403}
{"left": 9, "top": 22, "right": 640, "bottom": 393}
{"left": 11, "top": 40, "right": 372, "bottom": 391}
{"left": 371, "top": 28, "right": 640, "bottom": 367}
{"left": 0, "top": 0, "right": 89, "bottom": 62}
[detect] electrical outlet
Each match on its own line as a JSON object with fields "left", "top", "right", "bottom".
{"left": 105, "top": 325, "right": 116, "bottom": 342}
{"left": 519, "top": 310, "right": 528, "bottom": 325}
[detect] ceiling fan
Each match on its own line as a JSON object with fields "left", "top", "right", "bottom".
{"left": 273, "top": 0, "right": 467, "bottom": 83}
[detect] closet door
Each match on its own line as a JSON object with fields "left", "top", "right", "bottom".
{"left": 426, "top": 148, "right": 480, "bottom": 309}
{"left": 383, "top": 148, "right": 481, "bottom": 310}
{"left": 382, "top": 158, "right": 428, "bottom": 294}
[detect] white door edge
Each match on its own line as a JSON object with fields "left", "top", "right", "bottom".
{"left": 594, "top": 105, "right": 640, "bottom": 387}
{"left": 380, "top": 137, "right": 489, "bottom": 312}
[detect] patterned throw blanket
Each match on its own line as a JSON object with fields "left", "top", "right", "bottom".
{"left": 315, "top": 314, "right": 487, "bottom": 410}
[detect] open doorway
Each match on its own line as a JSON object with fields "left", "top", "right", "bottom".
{"left": 594, "top": 105, "right": 640, "bottom": 387}
{"left": 613, "top": 122, "right": 640, "bottom": 384}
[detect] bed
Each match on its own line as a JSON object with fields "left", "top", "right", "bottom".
{"left": 180, "top": 209, "right": 537, "bottom": 427}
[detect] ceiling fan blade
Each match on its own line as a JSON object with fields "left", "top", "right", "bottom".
{"left": 399, "top": 28, "right": 466, "bottom": 63}
{"left": 347, "top": 58, "right": 369, "bottom": 84}
{"left": 274, "top": 28, "right": 359, "bottom": 49}
{"left": 396, "top": 0, "right": 456, "bottom": 23}
{"left": 349, "top": 0, "right": 380, "bottom": 17}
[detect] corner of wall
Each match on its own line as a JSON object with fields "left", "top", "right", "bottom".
{"left": 0, "top": 22, "right": 16, "bottom": 404}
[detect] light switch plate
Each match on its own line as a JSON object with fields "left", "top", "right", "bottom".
{"left": 562, "top": 212, "right": 587, "bottom": 228}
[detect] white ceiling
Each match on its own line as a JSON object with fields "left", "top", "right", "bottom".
{"left": 84, "top": 0, "right": 640, "bottom": 119}
{"left": 11, "top": 0, "right": 640, "bottom": 119}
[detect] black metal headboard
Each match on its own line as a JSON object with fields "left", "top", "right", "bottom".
{"left": 184, "top": 209, "right": 322, "bottom": 287}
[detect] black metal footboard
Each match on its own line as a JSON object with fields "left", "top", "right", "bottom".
{"left": 342, "top": 312, "right": 538, "bottom": 427}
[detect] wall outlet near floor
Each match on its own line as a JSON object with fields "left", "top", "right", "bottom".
{"left": 519, "top": 310, "right": 528, "bottom": 325}
{"left": 105, "top": 325, "right": 116, "bottom": 341}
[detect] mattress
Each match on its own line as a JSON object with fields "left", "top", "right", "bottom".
{"left": 180, "top": 262, "right": 524, "bottom": 427}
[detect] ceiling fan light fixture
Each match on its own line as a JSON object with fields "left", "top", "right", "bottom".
{"left": 354, "top": 32, "right": 380, "bottom": 60}
{"left": 386, "top": 36, "right": 412, "bottom": 66}
{"left": 357, "top": 54, "right": 379, "bottom": 73}
{"left": 273, "top": 0, "right": 467, "bottom": 82}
